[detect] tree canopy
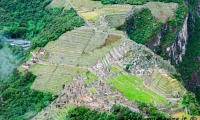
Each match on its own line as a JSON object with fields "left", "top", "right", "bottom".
{"left": 0, "top": 0, "right": 84, "bottom": 49}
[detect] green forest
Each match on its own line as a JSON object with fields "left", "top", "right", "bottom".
{"left": 66, "top": 104, "right": 167, "bottom": 120}
{"left": 0, "top": 71, "right": 54, "bottom": 120}
{"left": 0, "top": 0, "right": 84, "bottom": 119}
{"left": 66, "top": 105, "right": 143, "bottom": 120}
{"left": 120, "top": 9, "right": 162, "bottom": 44}
{"left": 176, "top": 0, "right": 200, "bottom": 105}
{"left": 0, "top": 0, "right": 84, "bottom": 49}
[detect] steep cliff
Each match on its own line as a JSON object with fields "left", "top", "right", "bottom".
{"left": 177, "top": 0, "right": 200, "bottom": 104}
{"left": 121, "top": 4, "right": 188, "bottom": 64}
{"left": 146, "top": 15, "right": 188, "bottom": 64}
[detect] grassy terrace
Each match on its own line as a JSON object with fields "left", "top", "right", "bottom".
{"left": 80, "top": 12, "right": 100, "bottom": 20}
{"left": 133, "top": 2, "right": 178, "bottom": 23}
{"left": 172, "top": 112, "right": 200, "bottom": 120}
{"left": 70, "top": 0, "right": 132, "bottom": 15}
{"left": 44, "top": 28, "right": 123, "bottom": 66}
{"left": 30, "top": 28, "right": 123, "bottom": 94}
{"left": 83, "top": 70, "right": 98, "bottom": 83}
{"left": 149, "top": 71, "right": 185, "bottom": 96}
{"left": 107, "top": 73, "right": 167, "bottom": 105}
{"left": 30, "top": 64, "right": 84, "bottom": 95}
{"left": 109, "top": 64, "right": 124, "bottom": 74}
{"left": 105, "top": 14, "right": 127, "bottom": 28}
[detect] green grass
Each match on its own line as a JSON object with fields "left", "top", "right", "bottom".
{"left": 105, "top": 14, "right": 127, "bottom": 28}
{"left": 96, "top": 5, "right": 132, "bottom": 15}
{"left": 84, "top": 70, "right": 98, "bottom": 83}
{"left": 30, "top": 64, "right": 84, "bottom": 95}
{"left": 109, "top": 64, "right": 123, "bottom": 74}
{"left": 42, "top": 52, "right": 49, "bottom": 61}
{"left": 107, "top": 73, "right": 167, "bottom": 105}
{"left": 80, "top": 12, "right": 100, "bottom": 20}
{"left": 44, "top": 28, "right": 123, "bottom": 66}
{"left": 32, "top": 47, "right": 40, "bottom": 55}
{"left": 146, "top": 2, "right": 178, "bottom": 23}
{"left": 88, "top": 87, "right": 97, "bottom": 95}
{"left": 172, "top": 112, "right": 200, "bottom": 120}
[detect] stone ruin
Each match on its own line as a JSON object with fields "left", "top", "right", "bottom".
{"left": 33, "top": 37, "right": 185, "bottom": 119}
{"left": 32, "top": 75, "right": 139, "bottom": 120}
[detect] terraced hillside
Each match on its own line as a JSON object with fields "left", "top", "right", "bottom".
{"left": 30, "top": 64, "right": 84, "bottom": 95}
{"left": 28, "top": 26, "right": 123, "bottom": 94}
{"left": 107, "top": 73, "right": 166, "bottom": 104}
{"left": 44, "top": 27, "right": 123, "bottom": 66}
{"left": 144, "top": 70, "right": 185, "bottom": 98}
{"left": 32, "top": 37, "right": 186, "bottom": 119}
{"left": 28, "top": 0, "right": 190, "bottom": 119}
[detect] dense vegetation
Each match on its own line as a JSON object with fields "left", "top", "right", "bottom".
{"left": 120, "top": 9, "right": 162, "bottom": 44}
{"left": 98, "top": 0, "right": 187, "bottom": 61}
{"left": 0, "top": 0, "right": 84, "bottom": 119}
{"left": 137, "top": 102, "right": 167, "bottom": 119}
{"left": 67, "top": 105, "right": 144, "bottom": 120}
{"left": 0, "top": 0, "right": 84, "bottom": 49}
{"left": 182, "top": 92, "right": 200, "bottom": 115}
{"left": 0, "top": 71, "right": 54, "bottom": 120}
{"left": 0, "top": 43, "right": 3, "bottom": 49}
{"left": 176, "top": 0, "right": 200, "bottom": 105}
{"left": 66, "top": 104, "right": 167, "bottom": 120}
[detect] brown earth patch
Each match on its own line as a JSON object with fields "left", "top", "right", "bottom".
{"left": 97, "top": 34, "right": 121, "bottom": 49}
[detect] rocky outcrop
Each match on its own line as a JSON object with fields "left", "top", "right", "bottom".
{"left": 146, "top": 15, "right": 188, "bottom": 64}
{"left": 166, "top": 14, "right": 188, "bottom": 64}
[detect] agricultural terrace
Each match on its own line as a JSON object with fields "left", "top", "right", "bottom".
{"left": 80, "top": 12, "right": 100, "bottom": 20}
{"left": 30, "top": 27, "right": 123, "bottom": 94}
{"left": 105, "top": 14, "right": 127, "bottom": 28}
{"left": 145, "top": 70, "right": 186, "bottom": 98}
{"left": 107, "top": 73, "right": 167, "bottom": 105}
{"left": 69, "top": 0, "right": 177, "bottom": 28}
{"left": 109, "top": 64, "right": 124, "bottom": 74}
{"left": 134, "top": 2, "right": 178, "bottom": 23}
{"left": 29, "top": 0, "right": 182, "bottom": 116}
{"left": 70, "top": 0, "right": 132, "bottom": 15}
{"left": 69, "top": 0, "right": 133, "bottom": 28}
{"left": 30, "top": 64, "right": 84, "bottom": 95}
{"left": 46, "top": 0, "right": 72, "bottom": 10}
{"left": 44, "top": 27, "right": 123, "bottom": 66}
{"left": 172, "top": 112, "right": 200, "bottom": 120}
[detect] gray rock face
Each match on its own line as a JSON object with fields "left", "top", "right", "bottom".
{"left": 166, "top": 15, "right": 188, "bottom": 64}
{"left": 146, "top": 15, "right": 188, "bottom": 64}
{"left": 146, "top": 33, "right": 162, "bottom": 53}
